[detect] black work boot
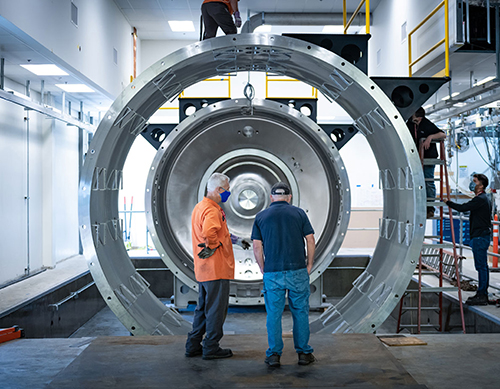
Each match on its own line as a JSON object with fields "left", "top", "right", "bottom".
{"left": 202, "top": 348, "right": 233, "bottom": 360}
{"left": 467, "top": 294, "right": 488, "bottom": 306}
{"left": 298, "top": 353, "right": 316, "bottom": 365}
{"left": 185, "top": 348, "right": 203, "bottom": 358}
{"left": 265, "top": 353, "right": 281, "bottom": 367}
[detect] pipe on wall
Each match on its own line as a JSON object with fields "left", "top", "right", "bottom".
{"left": 242, "top": 12, "right": 367, "bottom": 33}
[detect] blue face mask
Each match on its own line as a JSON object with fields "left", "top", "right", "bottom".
{"left": 469, "top": 181, "right": 476, "bottom": 192}
{"left": 220, "top": 189, "right": 231, "bottom": 203}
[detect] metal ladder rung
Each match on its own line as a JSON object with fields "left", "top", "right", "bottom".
{"left": 402, "top": 307, "right": 440, "bottom": 311}
{"left": 425, "top": 178, "right": 441, "bottom": 181}
{"left": 424, "top": 235, "right": 441, "bottom": 239}
{"left": 413, "top": 270, "right": 438, "bottom": 275}
{"left": 407, "top": 287, "right": 459, "bottom": 293}
{"left": 422, "top": 243, "right": 455, "bottom": 249}
{"left": 426, "top": 201, "right": 447, "bottom": 207}
{"left": 423, "top": 158, "right": 445, "bottom": 165}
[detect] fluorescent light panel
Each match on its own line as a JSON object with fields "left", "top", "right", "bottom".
{"left": 168, "top": 20, "right": 195, "bottom": 32}
{"left": 56, "top": 84, "right": 94, "bottom": 93}
{"left": 21, "top": 64, "right": 68, "bottom": 76}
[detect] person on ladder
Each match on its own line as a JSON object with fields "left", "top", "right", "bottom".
{"left": 201, "top": 0, "right": 241, "bottom": 40}
{"left": 406, "top": 107, "right": 446, "bottom": 218}
{"left": 446, "top": 174, "right": 493, "bottom": 305}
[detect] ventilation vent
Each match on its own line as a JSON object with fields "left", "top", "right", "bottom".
{"left": 71, "top": 2, "right": 78, "bottom": 27}
{"left": 113, "top": 48, "right": 118, "bottom": 65}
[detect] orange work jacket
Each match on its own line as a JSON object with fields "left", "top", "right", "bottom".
{"left": 203, "top": 0, "right": 234, "bottom": 15}
{"left": 191, "top": 197, "right": 235, "bottom": 282}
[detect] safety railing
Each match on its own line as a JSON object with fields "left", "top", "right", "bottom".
{"left": 408, "top": 0, "right": 449, "bottom": 77}
{"left": 343, "top": 0, "right": 370, "bottom": 34}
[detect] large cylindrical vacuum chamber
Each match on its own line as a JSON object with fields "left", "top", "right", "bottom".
{"left": 145, "top": 98, "right": 350, "bottom": 304}
{"left": 79, "top": 34, "right": 426, "bottom": 336}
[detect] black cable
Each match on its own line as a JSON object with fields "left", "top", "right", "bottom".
{"left": 471, "top": 135, "right": 496, "bottom": 169}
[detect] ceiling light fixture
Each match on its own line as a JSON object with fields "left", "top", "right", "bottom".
{"left": 56, "top": 84, "right": 94, "bottom": 93}
{"left": 21, "top": 64, "right": 68, "bottom": 76}
{"left": 168, "top": 21, "right": 195, "bottom": 32}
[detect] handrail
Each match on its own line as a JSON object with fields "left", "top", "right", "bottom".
{"left": 408, "top": 0, "right": 449, "bottom": 77}
{"left": 48, "top": 281, "right": 95, "bottom": 311}
{"left": 344, "top": 0, "right": 370, "bottom": 34}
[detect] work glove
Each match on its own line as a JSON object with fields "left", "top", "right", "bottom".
{"left": 236, "top": 237, "right": 251, "bottom": 250}
{"left": 197, "top": 243, "right": 220, "bottom": 259}
{"left": 234, "top": 11, "right": 242, "bottom": 28}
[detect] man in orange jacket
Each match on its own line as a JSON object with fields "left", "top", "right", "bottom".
{"left": 201, "top": 0, "right": 241, "bottom": 40}
{"left": 185, "top": 172, "right": 250, "bottom": 360}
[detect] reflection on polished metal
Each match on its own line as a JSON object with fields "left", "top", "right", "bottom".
{"left": 79, "top": 34, "right": 425, "bottom": 336}
{"left": 239, "top": 190, "right": 258, "bottom": 210}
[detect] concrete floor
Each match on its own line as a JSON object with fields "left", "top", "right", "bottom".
{"left": 2, "top": 303, "right": 500, "bottom": 388}
{"left": 2, "top": 242, "right": 500, "bottom": 388}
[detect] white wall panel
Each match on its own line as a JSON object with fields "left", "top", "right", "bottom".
{"left": 26, "top": 111, "right": 45, "bottom": 275}
{"left": 52, "top": 120, "right": 79, "bottom": 263}
{"left": 369, "top": 0, "right": 455, "bottom": 77}
{"left": 0, "top": 83, "right": 79, "bottom": 284}
{"left": 0, "top": 99, "right": 28, "bottom": 284}
{"left": 140, "top": 39, "right": 197, "bottom": 73}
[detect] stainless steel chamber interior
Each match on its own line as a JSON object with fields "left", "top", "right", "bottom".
{"left": 145, "top": 98, "right": 350, "bottom": 303}
{"left": 79, "top": 34, "right": 425, "bottom": 336}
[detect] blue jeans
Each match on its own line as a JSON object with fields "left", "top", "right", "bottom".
{"left": 263, "top": 268, "right": 314, "bottom": 357}
{"left": 423, "top": 165, "right": 436, "bottom": 201}
{"left": 471, "top": 236, "right": 490, "bottom": 296}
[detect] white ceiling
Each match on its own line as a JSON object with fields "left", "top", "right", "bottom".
{"left": 113, "top": 0, "right": 382, "bottom": 40}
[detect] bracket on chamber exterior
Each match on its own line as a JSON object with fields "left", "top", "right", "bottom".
{"left": 371, "top": 77, "right": 450, "bottom": 121}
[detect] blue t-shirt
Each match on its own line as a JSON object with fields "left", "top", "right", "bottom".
{"left": 251, "top": 201, "right": 314, "bottom": 273}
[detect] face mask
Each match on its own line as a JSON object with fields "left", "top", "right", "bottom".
{"left": 220, "top": 189, "right": 231, "bottom": 203}
{"left": 469, "top": 181, "right": 476, "bottom": 192}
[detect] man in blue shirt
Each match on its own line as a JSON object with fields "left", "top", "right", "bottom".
{"left": 251, "top": 182, "right": 316, "bottom": 367}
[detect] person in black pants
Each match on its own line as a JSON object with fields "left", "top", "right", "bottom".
{"left": 406, "top": 107, "right": 446, "bottom": 218}
{"left": 446, "top": 173, "right": 493, "bottom": 305}
{"left": 201, "top": 0, "right": 241, "bottom": 40}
